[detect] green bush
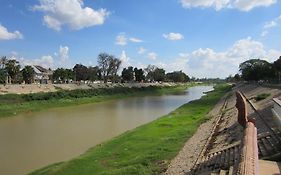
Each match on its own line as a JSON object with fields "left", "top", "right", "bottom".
{"left": 254, "top": 93, "right": 270, "bottom": 101}
{"left": 20, "top": 86, "right": 166, "bottom": 102}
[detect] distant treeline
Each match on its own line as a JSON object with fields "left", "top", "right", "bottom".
{"left": 226, "top": 56, "right": 281, "bottom": 83}
{"left": 0, "top": 53, "right": 190, "bottom": 84}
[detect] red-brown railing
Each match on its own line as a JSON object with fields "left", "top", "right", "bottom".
{"left": 235, "top": 91, "right": 259, "bottom": 175}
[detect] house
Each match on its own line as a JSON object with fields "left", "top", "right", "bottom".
{"left": 32, "top": 65, "right": 53, "bottom": 84}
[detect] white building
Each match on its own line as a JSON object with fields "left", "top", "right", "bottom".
{"left": 32, "top": 65, "right": 53, "bottom": 84}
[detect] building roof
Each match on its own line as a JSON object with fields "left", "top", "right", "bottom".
{"left": 32, "top": 65, "right": 53, "bottom": 75}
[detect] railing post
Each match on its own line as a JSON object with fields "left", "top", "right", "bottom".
{"left": 235, "top": 122, "right": 259, "bottom": 175}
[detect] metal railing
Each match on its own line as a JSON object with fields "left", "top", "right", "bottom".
{"left": 235, "top": 91, "right": 259, "bottom": 175}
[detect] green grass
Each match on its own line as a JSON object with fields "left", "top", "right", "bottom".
{"left": 0, "top": 84, "right": 195, "bottom": 118}
{"left": 253, "top": 93, "right": 271, "bottom": 101}
{"left": 29, "top": 84, "right": 231, "bottom": 175}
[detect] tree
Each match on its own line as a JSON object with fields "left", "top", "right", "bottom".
{"left": 97, "top": 53, "right": 109, "bottom": 82}
{"left": 0, "top": 56, "right": 7, "bottom": 84}
{"left": 73, "top": 64, "right": 88, "bottom": 81}
{"left": 134, "top": 68, "right": 145, "bottom": 82}
{"left": 65, "top": 69, "right": 74, "bottom": 82}
{"left": 273, "top": 56, "right": 281, "bottom": 82}
{"left": 22, "top": 65, "right": 35, "bottom": 84}
{"left": 53, "top": 68, "right": 74, "bottom": 83}
{"left": 273, "top": 56, "right": 281, "bottom": 71}
{"left": 153, "top": 68, "right": 165, "bottom": 82}
{"left": 0, "top": 56, "right": 7, "bottom": 69}
{"left": 144, "top": 65, "right": 157, "bottom": 82}
{"left": 166, "top": 71, "right": 190, "bottom": 82}
{"left": 122, "top": 66, "right": 134, "bottom": 82}
{"left": 239, "top": 59, "right": 274, "bottom": 81}
{"left": 53, "top": 68, "right": 64, "bottom": 83}
{"left": 97, "top": 53, "right": 121, "bottom": 83}
{"left": 87, "top": 66, "right": 99, "bottom": 82}
{"left": 5, "top": 59, "right": 20, "bottom": 83}
{"left": 0, "top": 69, "right": 6, "bottom": 84}
{"left": 234, "top": 74, "right": 241, "bottom": 82}
{"left": 108, "top": 57, "right": 121, "bottom": 83}
{"left": 144, "top": 65, "right": 166, "bottom": 82}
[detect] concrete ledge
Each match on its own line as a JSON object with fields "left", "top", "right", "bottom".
{"left": 273, "top": 98, "right": 281, "bottom": 107}
{"left": 259, "top": 160, "right": 281, "bottom": 175}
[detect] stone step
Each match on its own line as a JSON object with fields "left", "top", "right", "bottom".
{"left": 257, "top": 132, "right": 281, "bottom": 159}
{"left": 189, "top": 144, "right": 240, "bottom": 175}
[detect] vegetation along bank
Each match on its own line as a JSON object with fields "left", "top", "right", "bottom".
{"left": 30, "top": 84, "right": 231, "bottom": 175}
{"left": 0, "top": 83, "right": 197, "bottom": 118}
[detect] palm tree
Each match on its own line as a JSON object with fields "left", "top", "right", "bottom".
{"left": 0, "top": 56, "right": 8, "bottom": 84}
{"left": 22, "top": 65, "right": 35, "bottom": 84}
{"left": 5, "top": 59, "right": 20, "bottom": 83}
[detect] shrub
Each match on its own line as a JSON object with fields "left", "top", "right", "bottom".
{"left": 253, "top": 93, "right": 270, "bottom": 101}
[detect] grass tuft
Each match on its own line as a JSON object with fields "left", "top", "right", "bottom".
{"left": 253, "top": 93, "right": 271, "bottom": 101}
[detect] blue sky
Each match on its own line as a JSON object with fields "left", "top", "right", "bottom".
{"left": 0, "top": 0, "right": 281, "bottom": 78}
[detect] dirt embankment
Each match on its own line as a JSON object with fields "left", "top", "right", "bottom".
{"left": 164, "top": 83, "right": 281, "bottom": 175}
{"left": 0, "top": 82, "right": 180, "bottom": 95}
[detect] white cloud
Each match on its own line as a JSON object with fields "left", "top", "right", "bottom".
{"left": 226, "top": 37, "right": 266, "bottom": 60}
{"left": 14, "top": 45, "right": 72, "bottom": 69}
{"left": 261, "top": 15, "right": 281, "bottom": 37}
{"left": 115, "top": 33, "right": 127, "bottom": 46}
{"left": 261, "top": 31, "right": 268, "bottom": 37}
{"left": 120, "top": 50, "right": 131, "bottom": 68}
{"left": 32, "top": 0, "right": 109, "bottom": 31}
{"left": 119, "top": 50, "right": 147, "bottom": 71}
{"left": 138, "top": 47, "right": 146, "bottom": 54}
{"left": 187, "top": 37, "right": 270, "bottom": 77}
{"left": 179, "top": 53, "right": 189, "bottom": 58}
{"left": 147, "top": 52, "right": 157, "bottom": 60}
{"left": 0, "top": 24, "right": 23, "bottom": 40}
{"left": 264, "top": 21, "right": 277, "bottom": 29}
{"left": 129, "top": 37, "right": 143, "bottom": 43}
{"left": 157, "top": 58, "right": 189, "bottom": 74}
{"left": 234, "top": 0, "right": 277, "bottom": 11}
{"left": 158, "top": 37, "right": 281, "bottom": 78}
{"left": 116, "top": 33, "right": 144, "bottom": 45}
{"left": 11, "top": 51, "right": 18, "bottom": 56}
{"left": 21, "top": 55, "right": 54, "bottom": 69}
{"left": 266, "top": 49, "right": 281, "bottom": 62}
{"left": 43, "top": 15, "right": 61, "bottom": 31}
{"left": 59, "top": 45, "right": 69, "bottom": 62}
{"left": 180, "top": 0, "right": 230, "bottom": 11}
{"left": 163, "top": 33, "right": 184, "bottom": 41}
{"left": 180, "top": 0, "right": 277, "bottom": 11}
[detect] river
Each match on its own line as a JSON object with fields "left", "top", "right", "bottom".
{"left": 0, "top": 85, "right": 213, "bottom": 175}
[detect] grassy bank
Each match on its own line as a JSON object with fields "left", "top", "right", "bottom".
{"left": 0, "top": 84, "right": 195, "bottom": 118}
{"left": 30, "top": 84, "right": 231, "bottom": 175}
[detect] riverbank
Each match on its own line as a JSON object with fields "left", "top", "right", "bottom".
{"left": 30, "top": 84, "right": 231, "bottom": 175}
{"left": 0, "top": 82, "right": 185, "bottom": 95}
{"left": 0, "top": 83, "right": 197, "bottom": 118}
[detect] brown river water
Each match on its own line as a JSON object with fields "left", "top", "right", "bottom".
{"left": 0, "top": 86, "right": 213, "bottom": 175}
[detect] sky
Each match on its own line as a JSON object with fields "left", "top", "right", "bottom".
{"left": 0, "top": 0, "right": 281, "bottom": 78}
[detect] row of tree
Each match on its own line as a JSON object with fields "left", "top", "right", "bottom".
{"left": 237, "top": 56, "right": 281, "bottom": 82}
{"left": 121, "top": 65, "right": 190, "bottom": 83}
{"left": 4, "top": 52, "right": 281, "bottom": 84}
{"left": 0, "top": 53, "right": 191, "bottom": 84}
